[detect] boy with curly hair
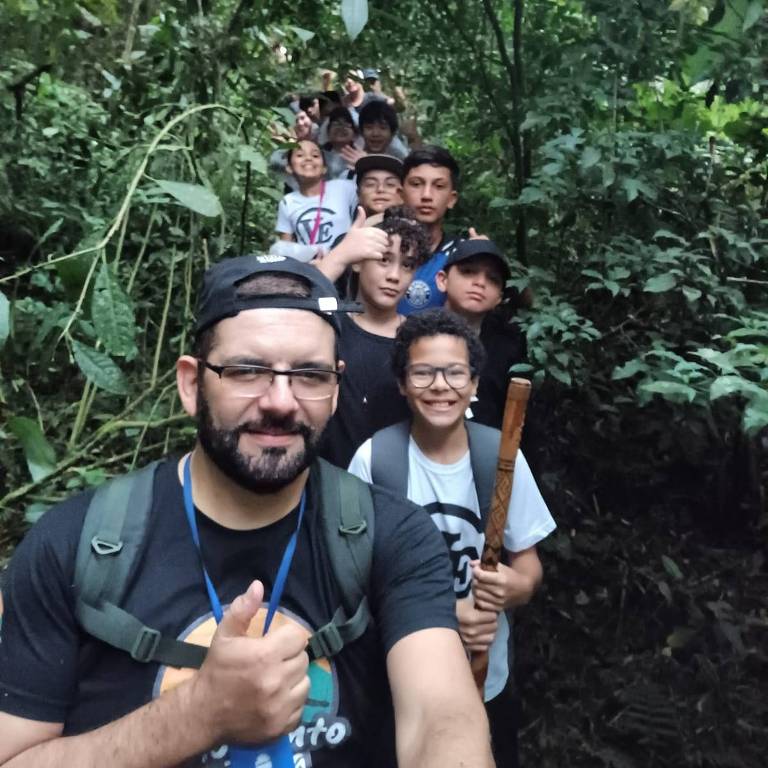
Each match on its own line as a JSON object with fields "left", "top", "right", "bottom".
{"left": 318, "top": 206, "right": 431, "bottom": 468}
{"left": 349, "top": 310, "right": 555, "bottom": 768}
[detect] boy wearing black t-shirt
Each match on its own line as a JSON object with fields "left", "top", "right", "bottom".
{"left": 436, "top": 239, "right": 527, "bottom": 429}
{"left": 319, "top": 206, "right": 430, "bottom": 468}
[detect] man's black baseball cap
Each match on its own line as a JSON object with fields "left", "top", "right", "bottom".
{"left": 355, "top": 154, "right": 403, "bottom": 182}
{"left": 443, "top": 239, "right": 511, "bottom": 282}
{"left": 194, "top": 254, "right": 360, "bottom": 336}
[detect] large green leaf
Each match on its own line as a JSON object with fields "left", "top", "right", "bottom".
{"left": 91, "top": 264, "right": 137, "bottom": 358}
{"left": 290, "top": 26, "right": 315, "bottom": 42}
{"left": 709, "top": 375, "right": 761, "bottom": 401}
{"left": 0, "top": 289, "right": 9, "bottom": 349}
{"left": 612, "top": 359, "right": 646, "bottom": 380}
{"left": 341, "top": 0, "right": 368, "bottom": 41}
{"left": 154, "top": 180, "right": 222, "bottom": 217}
{"left": 72, "top": 339, "right": 129, "bottom": 395}
{"left": 580, "top": 146, "right": 601, "bottom": 169}
{"left": 7, "top": 416, "right": 57, "bottom": 482}
{"left": 744, "top": 399, "right": 768, "bottom": 433}
{"left": 641, "top": 381, "right": 697, "bottom": 402}
{"left": 239, "top": 145, "right": 268, "bottom": 175}
{"left": 644, "top": 273, "right": 677, "bottom": 293}
{"left": 743, "top": 1, "right": 763, "bottom": 31}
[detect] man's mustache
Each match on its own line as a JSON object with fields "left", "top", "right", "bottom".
{"left": 236, "top": 416, "right": 313, "bottom": 440}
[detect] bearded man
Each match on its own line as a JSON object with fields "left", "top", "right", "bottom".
{"left": 0, "top": 255, "right": 493, "bottom": 768}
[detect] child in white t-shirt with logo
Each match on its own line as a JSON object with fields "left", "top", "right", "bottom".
{"left": 275, "top": 139, "right": 357, "bottom": 250}
{"left": 348, "top": 309, "right": 555, "bottom": 768}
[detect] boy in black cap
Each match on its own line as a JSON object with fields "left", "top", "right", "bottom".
{"left": 355, "top": 154, "right": 404, "bottom": 215}
{"left": 310, "top": 155, "right": 404, "bottom": 295}
{"left": 436, "top": 239, "right": 527, "bottom": 429}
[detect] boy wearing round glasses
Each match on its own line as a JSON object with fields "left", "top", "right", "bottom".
{"left": 348, "top": 309, "right": 555, "bottom": 768}
{"left": 355, "top": 154, "right": 403, "bottom": 215}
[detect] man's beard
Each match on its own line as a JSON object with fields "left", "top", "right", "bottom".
{"left": 196, "top": 390, "right": 321, "bottom": 493}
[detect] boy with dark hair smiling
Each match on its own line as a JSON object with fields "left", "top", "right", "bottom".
{"left": 358, "top": 100, "right": 405, "bottom": 158}
{"left": 348, "top": 309, "right": 555, "bottom": 768}
{"left": 318, "top": 206, "right": 431, "bottom": 469}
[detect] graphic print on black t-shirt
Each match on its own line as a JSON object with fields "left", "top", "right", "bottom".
{"left": 295, "top": 206, "right": 338, "bottom": 245}
{"left": 424, "top": 501, "right": 482, "bottom": 599}
{"left": 0, "top": 458, "right": 457, "bottom": 768}
{"left": 154, "top": 605, "right": 348, "bottom": 767}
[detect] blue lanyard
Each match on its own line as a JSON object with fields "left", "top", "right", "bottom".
{"left": 182, "top": 455, "right": 306, "bottom": 631}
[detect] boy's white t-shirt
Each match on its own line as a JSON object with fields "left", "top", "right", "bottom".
{"left": 348, "top": 436, "right": 556, "bottom": 701}
{"left": 275, "top": 179, "right": 357, "bottom": 247}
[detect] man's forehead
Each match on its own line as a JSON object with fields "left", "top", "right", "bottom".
{"left": 213, "top": 308, "right": 335, "bottom": 346}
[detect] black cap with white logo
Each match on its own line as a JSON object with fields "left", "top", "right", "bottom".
{"left": 194, "top": 254, "right": 361, "bottom": 336}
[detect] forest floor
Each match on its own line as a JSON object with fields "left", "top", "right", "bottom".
{"left": 516, "top": 494, "right": 767, "bottom": 768}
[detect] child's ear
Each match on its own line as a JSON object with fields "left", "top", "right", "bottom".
{"left": 397, "top": 378, "right": 407, "bottom": 397}
{"left": 446, "top": 189, "right": 458, "bottom": 210}
{"left": 435, "top": 269, "right": 448, "bottom": 293}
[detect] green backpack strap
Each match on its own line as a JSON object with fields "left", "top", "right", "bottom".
{"left": 307, "top": 459, "right": 375, "bottom": 661}
{"left": 370, "top": 420, "right": 411, "bottom": 495}
{"left": 74, "top": 462, "right": 206, "bottom": 669}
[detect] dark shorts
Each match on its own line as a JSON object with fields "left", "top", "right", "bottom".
{"left": 485, "top": 680, "right": 519, "bottom": 768}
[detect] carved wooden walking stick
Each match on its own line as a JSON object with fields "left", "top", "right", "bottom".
{"left": 470, "top": 377, "right": 531, "bottom": 692}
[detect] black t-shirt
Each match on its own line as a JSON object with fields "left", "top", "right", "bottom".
{"left": 471, "top": 312, "right": 527, "bottom": 429}
{"left": 319, "top": 313, "right": 410, "bottom": 468}
{"left": 0, "top": 459, "right": 456, "bottom": 767}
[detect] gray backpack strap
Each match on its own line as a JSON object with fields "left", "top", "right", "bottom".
{"left": 74, "top": 462, "right": 206, "bottom": 669}
{"left": 307, "top": 459, "right": 375, "bottom": 661}
{"left": 370, "top": 420, "right": 411, "bottom": 495}
{"left": 466, "top": 421, "right": 501, "bottom": 527}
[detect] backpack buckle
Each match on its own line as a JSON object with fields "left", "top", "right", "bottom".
{"left": 307, "top": 623, "right": 344, "bottom": 659}
{"left": 131, "top": 627, "right": 161, "bottom": 663}
{"left": 91, "top": 536, "right": 123, "bottom": 556}
{"left": 339, "top": 521, "right": 367, "bottom": 536}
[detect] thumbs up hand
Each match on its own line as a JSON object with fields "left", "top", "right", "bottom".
{"left": 314, "top": 207, "right": 389, "bottom": 282}
{"left": 468, "top": 227, "right": 489, "bottom": 241}
{"left": 349, "top": 205, "right": 368, "bottom": 231}
{"left": 335, "top": 208, "right": 389, "bottom": 264}
{"left": 189, "top": 580, "right": 310, "bottom": 746}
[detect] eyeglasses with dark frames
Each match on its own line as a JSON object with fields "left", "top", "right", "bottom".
{"left": 200, "top": 361, "right": 341, "bottom": 401}
{"left": 405, "top": 364, "right": 473, "bottom": 390}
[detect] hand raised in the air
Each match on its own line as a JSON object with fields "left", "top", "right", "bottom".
{"left": 340, "top": 145, "right": 367, "bottom": 169}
